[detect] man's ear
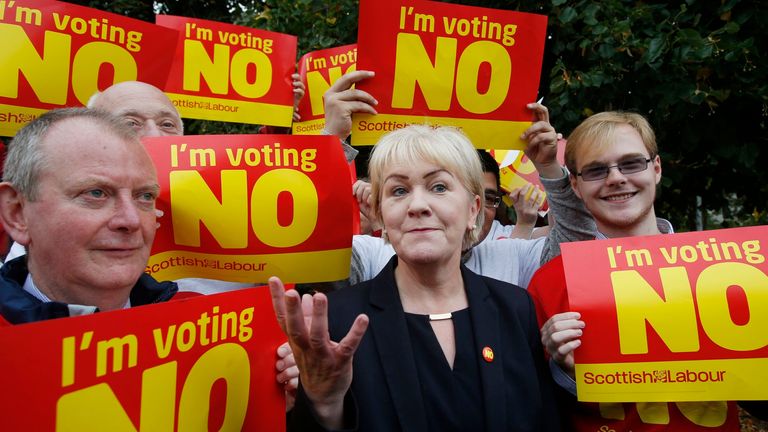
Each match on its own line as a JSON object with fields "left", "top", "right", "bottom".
{"left": 569, "top": 174, "right": 583, "bottom": 200}
{"left": 0, "top": 183, "right": 31, "bottom": 246}
{"left": 653, "top": 154, "right": 662, "bottom": 185}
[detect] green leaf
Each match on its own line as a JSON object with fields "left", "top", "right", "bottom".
{"left": 584, "top": 4, "right": 600, "bottom": 25}
{"left": 694, "top": 44, "right": 713, "bottom": 60}
{"left": 560, "top": 7, "right": 578, "bottom": 24}
{"left": 724, "top": 21, "right": 740, "bottom": 34}
{"left": 592, "top": 24, "right": 607, "bottom": 35}
{"left": 550, "top": 78, "right": 565, "bottom": 93}
{"left": 598, "top": 43, "right": 614, "bottom": 58}
{"left": 645, "top": 36, "right": 666, "bottom": 64}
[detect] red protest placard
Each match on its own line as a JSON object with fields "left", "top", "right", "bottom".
{"left": 562, "top": 225, "right": 768, "bottom": 402}
{"left": 155, "top": 15, "right": 297, "bottom": 127}
{"left": 0, "top": 0, "right": 177, "bottom": 136}
{"left": 353, "top": 0, "right": 547, "bottom": 148}
{"left": 144, "top": 134, "right": 353, "bottom": 283}
{"left": 293, "top": 44, "right": 358, "bottom": 135}
{"left": 494, "top": 138, "right": 567, "bottom": 215}
{"left": 0, "top": 288, "right": 286, "bottom": 430}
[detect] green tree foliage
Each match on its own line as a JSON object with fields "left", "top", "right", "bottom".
{"left": 67, "top": 0, "right": 155, "bottom": 22}
{"left": 75, "top": 0, "right": 768, "bottom": 230}
{"left": 237, "top": 0, "right": 359, "bottom": 54}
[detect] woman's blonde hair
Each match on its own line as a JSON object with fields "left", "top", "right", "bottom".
{"left": 368, "top": 125, "right": 484, "bottom": 250}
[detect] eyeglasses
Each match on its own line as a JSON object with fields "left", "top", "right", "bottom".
{"left": 576, "top": 157, "right": 653, "bottom": 181}
{"left": 484, "top": 192, "right": 502, "bottom": 209}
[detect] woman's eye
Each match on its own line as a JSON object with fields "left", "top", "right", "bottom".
{"left": 392, "top": 187, "right": 407, "bottom": 196}
{"left": 432, "top": 183, "right": 447, "bottom": 193}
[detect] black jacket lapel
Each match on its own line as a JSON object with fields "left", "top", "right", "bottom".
{"left": 463, "top": 266, "right": 506, "bottom": 431}
{"left": 368, "top": 257, "right": 429, "bottom": 431}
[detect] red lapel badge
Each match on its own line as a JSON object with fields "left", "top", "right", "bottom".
{"left": 482, "top": 346, "right": 494, "bottom": 363}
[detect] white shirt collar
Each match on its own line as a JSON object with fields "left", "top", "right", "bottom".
{"left": 22, "top": 273, "right": 130, "bottom": 314}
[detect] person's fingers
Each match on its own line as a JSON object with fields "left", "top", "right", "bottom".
{"left": 308, "top": 293, "right": 330, "bottom": 350}
{"left": 328, "top": 88, "right": 379, "bottom": 108}
{"left": 284, "top": 289, "right": 310, "bottom": 349}
{"left": 530, "top": 185, "right": 541, "bottom": 198}
{"left": 521, "top": 121, "right": 553, "bottom": 141}
{"left": 333, "top": 100, "right": 378, "bottom": 116}
{"left": 285, "top": 375, "right": 299, "bottom": 392}
{"left": 555, "top": 311, "right": 582, "bottom": 321}
{"left": 543, "top": 320, "right": 585, "bottom": 342}
{"left": 283, "top": 361, "right": 298, "bottom": 378}
{"left": 328, "top": 70, "right": 375, "bottom": 93}
{"left": 525, "top": 186, "right": 540, "bottom": 206}
{"left": 301, "top": 293, "right": 314, "bottom": 329}
{"left": 277, "top": 364, "right": 299, "bottom": 383}
{"left": 277, "top": 341, "right": 291, "bottom": 358}
{"left": 541, "top": 313, "right": 581, "bottom": 337}
{"left": 549, "top": 327, "right": 584, "bottom": 345}
{"left": 336, "top": 314, "right": 370, "bottom": 360}
{"left": 353, "top": 180, "right": 370, "bottom": 201}
{"left": 276, "top": 345, "right": 295, "bottom": 372}
{"left": 554, "top": 340, "right": 581, "bottom": 362}
{"left": 521, "top": 183, "right": 533, "bottom": 198}
{"left": 528, "top": 132, "right": 556, "bottom": 150}
{"left": 269, "top": 277, "right": 289, "bottom": 333}
{"left": 526, "top": 102, "right": 550, "bottom": 123}
{"left": 549, "top": 317, "right": 585, "bottom": 333}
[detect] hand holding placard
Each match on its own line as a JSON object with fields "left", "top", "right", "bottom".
{"left": 540, "top": 311, "right": 585, "bottom": 378}
{"left": 562, "top": 225, "right": 768, "bottom": 402}
{"left": 323, "top": 70, "right": 377, "bottom": 141}
{"left": 354, "top": 0, "right": 548, "bottom": 147}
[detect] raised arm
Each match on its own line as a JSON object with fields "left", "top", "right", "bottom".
{"left": 520, "top": 102, "right": 597, "bottom": 264}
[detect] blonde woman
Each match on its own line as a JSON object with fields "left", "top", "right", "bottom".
{"left": 271, "top": 125, "right": 561, "bottom": 431}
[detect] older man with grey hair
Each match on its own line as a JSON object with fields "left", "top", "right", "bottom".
{"left": 4, "top": 81, "right": 248, "bottom": 294}
{"left": 0, "top": 108, "right": 177, "bottom": 323}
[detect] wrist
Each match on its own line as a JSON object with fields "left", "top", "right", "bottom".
{"left": 322, "top": 126, "right": 350, "bottom": 141}
{"left": 516, "top": 220, "right": 536, "bottom": 229}
{"left": 311, "top": 396, "right": 347, "bottom": 429}
{"left": 535, "top": 162, "right": 564, "bottom": 179}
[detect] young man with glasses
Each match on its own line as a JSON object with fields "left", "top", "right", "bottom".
{"left": 528, "top": 111, "right": 767, "bottom": 430}
{"left": 566, "top": 112, "right": 670, "bottom": 239}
